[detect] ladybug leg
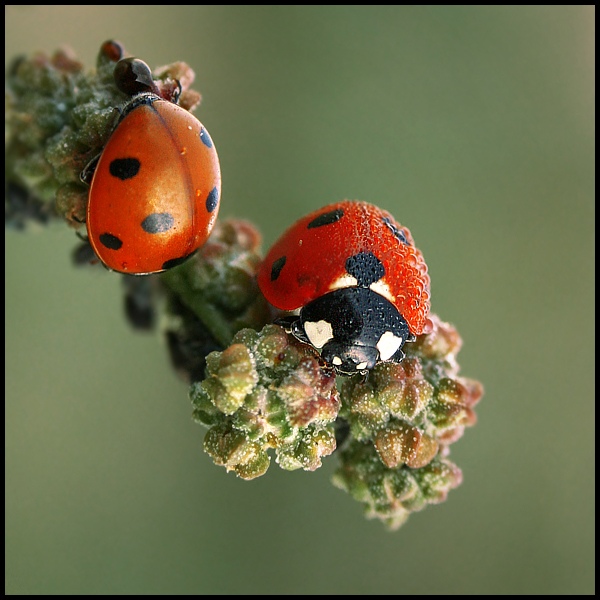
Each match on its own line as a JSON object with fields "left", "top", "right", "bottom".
{"left": 80, "top": 106, "right": 120, "bottom": 186}
{"left": 273, "top": 315, "right": 296, "bottom": 332}
{"left": 72, "top": 238, "right": 98, "bottom": 267}
{"left": 358, "top": 369, "right": 370, "bottom": 383}
{"left": 386, "top": 331, "right": 415, "bottom": 364}
{"left": 387, "top": 330, "right": 417, "bottom": 363}
{"left": 80, "top": 154, "right": 100, "bottom": 185}
{"left": 290, "top": 321, "right": 311, "bottom": 346}
{"left": 274, "top": 314, "right": 318, "bottom": 353}
{"left": 274, "top": 315, "right": 309, "bottom": 343}
{"left": 388, "top": 347, "right": 406, "bottom": 364}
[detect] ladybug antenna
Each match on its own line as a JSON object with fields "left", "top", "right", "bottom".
{"left": 171, "top": 79, "right": 182, "bottom": 104}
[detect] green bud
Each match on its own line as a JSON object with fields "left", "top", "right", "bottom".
{"left": 202, "top": 344, "right": 258, "bottom": 414}
{"left": 203, "top": 423, "right": 270, "bottom": 480}
{"left": 276, "top": 426, "right": 337, "bottom": 472}
{"left": 333, "top": 440, "right": 463, "bottom": 530}
{"left": 374, "top": 422, "right": 439, "bottom": 469}
{"left": 189, "top": 382, "right": 221, "bottom": 426}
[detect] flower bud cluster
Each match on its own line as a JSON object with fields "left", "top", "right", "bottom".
{"left": 333, "top": 315, "right": 483, "bottom": 528}
{"left": 190, "top": 325, "right": 340, "bottom": 479}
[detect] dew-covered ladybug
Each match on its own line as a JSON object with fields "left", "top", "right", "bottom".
{"left": 83, "top": 44, "right": 221, "bottom": 275}
{"left": 257, "top": 200, "right": 431, "bottom": 375}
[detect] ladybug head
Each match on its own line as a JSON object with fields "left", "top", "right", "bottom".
{"left": 320, "top": 339, "right": 380, "bottom": 376}
{"left": 114, "top": 57, "right": 160, "bottom": 97}
{"left": 285, "top": 287, "right": 412, "bottom": 377}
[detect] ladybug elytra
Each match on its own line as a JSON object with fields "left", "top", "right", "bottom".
{"left": 84, "top": 49, "right": 221, "bottom": 275}
{"left": 257, "top": 200, "right": 431, "bottom": 375}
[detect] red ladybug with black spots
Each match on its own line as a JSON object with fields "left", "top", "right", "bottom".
{"left": 257, "top": 200, "right": 431, "bottom": 376}
{"left": 83, "top": 43, "right": 221, "bottom": 275}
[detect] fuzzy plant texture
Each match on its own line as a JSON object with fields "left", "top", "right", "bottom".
{"left": 5, "top": 42, "right": 484, "bottom": 530}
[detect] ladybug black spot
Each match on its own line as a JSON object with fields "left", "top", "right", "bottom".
{"left": 109, "top": 158, "right": 141, "bottom": 180}
{"left": 141, "top": 212, "right": 175, "bottom": 234}
{"left": 99, "top": 233, "right": 123, "bottom": 250}
{"left": 382, "top": 216, "right": 410, "bottom": 245}
{"left": 307, "top": 208, "right": 344, "bottom": 229}
{"left": 345, "top": 252, "right": 385, "bottom": 287}
{"left": 205, "top": 187, "right": 219, "bottom": 213}
{"left": 270, "top": 256, "right": 287, "bottom": 281}
{"left": 199, "top": 127, "right": 213, "bottom": 148}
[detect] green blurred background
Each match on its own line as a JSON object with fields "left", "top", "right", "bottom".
{"left": 5, "top": 6, "right": 594, "bottom": 595}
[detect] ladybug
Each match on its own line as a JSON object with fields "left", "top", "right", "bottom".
{"left": 257, "top": 200, "right": 431, "bottom": 376}
{"left": 83, "top": 48, "right": 221, "bottom": 275}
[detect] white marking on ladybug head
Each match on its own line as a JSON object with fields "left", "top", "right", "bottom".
{"left": 332, "top": 356, "right": 343, "bottom": 366}
{"left": 303, "top": 319, "right": 334, "bottom": 349}
{"left": 356, "top": 361, "right": 369, "bottom": 371}
{"left": 376, "top": 330, "right": 403, "bottom": 361}
{"left": 369, "top": 280, "right": 394, "bottom": 304}
{"left": 329, "top": 273, "right": 359, "bottom": 291}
